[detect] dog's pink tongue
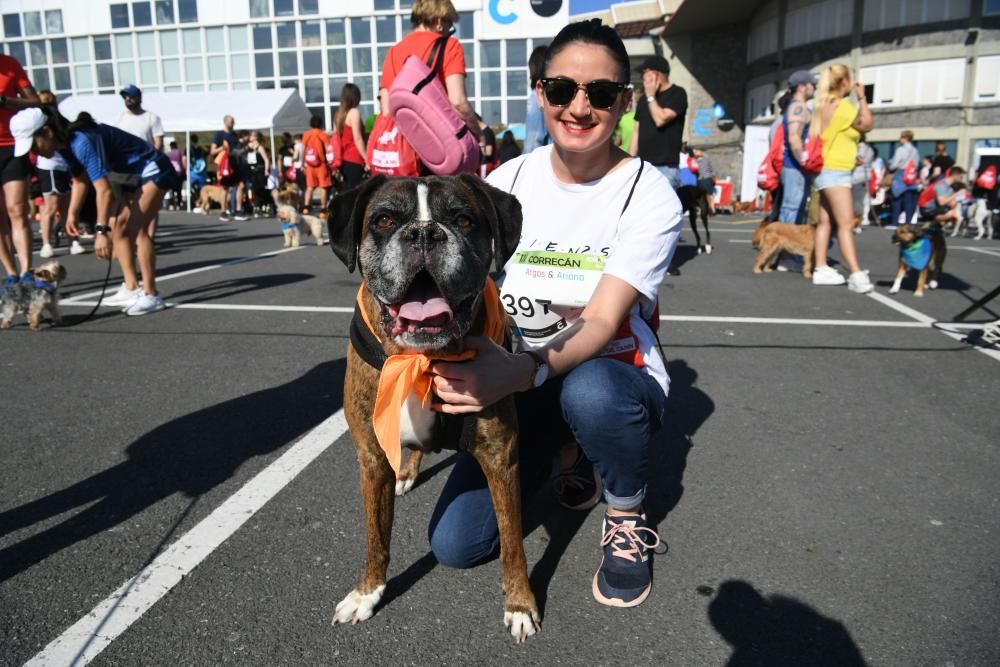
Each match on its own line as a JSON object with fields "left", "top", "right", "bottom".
{"left": 398, "top": 297, "right": 452, "bottom": 323}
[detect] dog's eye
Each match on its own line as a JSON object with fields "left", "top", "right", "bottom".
{"left": 374, "top": 215, "right": 394, "bottom": 230}
{"left": 454, "top": 215, "right": 473, "bottom": 229}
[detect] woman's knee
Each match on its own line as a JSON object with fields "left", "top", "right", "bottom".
{"left": 560, "top": 359, "right": 639, "bottom": 428}
{"left": 428, "top": 520, "right": 496, "bottom": 569}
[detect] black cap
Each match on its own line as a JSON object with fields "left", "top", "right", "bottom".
{"left": 635, "top": 55, "right": 670, "bottom": 76}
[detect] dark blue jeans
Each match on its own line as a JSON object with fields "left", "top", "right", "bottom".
{"left": 427, "top": 358, "right": 667, "bottom": 569}
{"left": 892, "top": 189, "right": 917, "bottom": 225}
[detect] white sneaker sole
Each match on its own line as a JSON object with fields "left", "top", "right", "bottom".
{"left": 125, "top": 302, "right": 166, "bottom": 316}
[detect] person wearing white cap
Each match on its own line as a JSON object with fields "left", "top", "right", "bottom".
{"left": 11, "top": 106, "right": 177, "bottom": 316}
{"left": 0, "top": 53, "right": 40, "bottom": 287}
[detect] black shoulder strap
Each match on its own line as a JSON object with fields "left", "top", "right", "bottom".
{"left": 414, "top": 35, "right": 449, "bottom": 95}
{"left": 350, "top": 302, "right": 388, "bottom": 370}
{"left": 509, "top": 158, "right": 527, "bottom": 192}
{"left": 620, "top": 159, "right": 644, "bottom": 217}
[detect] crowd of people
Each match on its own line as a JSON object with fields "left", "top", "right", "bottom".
{"left": 1, "top": 0, "right": 996, "bottom": 619}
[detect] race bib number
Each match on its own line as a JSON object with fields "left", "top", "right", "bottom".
{"left": 501, "top": 249, "right": 606, "bottom": 345}
{"left": 247, "top": 152, "right": 258, "bottom": 165}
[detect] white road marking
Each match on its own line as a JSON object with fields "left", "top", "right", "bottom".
{"left": 728, "top": 239, "right": 752, "bottom": 243}
{"left": 60, "top": 247, "right": 303, "bottom": 304}
{"left": 25, "top": 409, "right": 350, "bottom": 667}
{"left": 867, "top": 291, "right": 1000, "bottom": 362}
{"left": 949, "top": 245, "right": 1000, "bottom": 258}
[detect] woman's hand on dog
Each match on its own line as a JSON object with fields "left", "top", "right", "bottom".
{"left": 431, "top": 337, "right": 533, "bottom": 414}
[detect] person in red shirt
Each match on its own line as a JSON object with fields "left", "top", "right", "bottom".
{"left": 378, "top": 0, "right": 479, "bottom": 142}
{"left": 301, "top": 116, "right": 332, "bottom": 214}
{"left": 0, "top": 54, "right": 40, "bottom": 284}
{"left": 333, "top": 83, "right": 368, "bottom": 191}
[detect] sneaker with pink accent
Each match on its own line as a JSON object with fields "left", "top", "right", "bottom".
{"left": 592, "top": 512, "right": 661, "bottom": 607}
{"left": 553, "top": 447, "right": 603, "bottom": 510}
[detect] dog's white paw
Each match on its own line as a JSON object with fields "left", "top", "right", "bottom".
{"left": 705, "top": 244, "right": 713, "bottom": 255}
{"left": 395, "top": 478, "right": 415, "bottom": 496}
{"left": 914, "top": 291, "right": 925, "bottom": 298}
{"left": 504, "top": 610, "right": 540, "bottom": 643}
{"left": 332, "top": 585, "right": 385, "bottom": 626}
{"left": 928, "top": 279, "right": 938, "bottom": 289}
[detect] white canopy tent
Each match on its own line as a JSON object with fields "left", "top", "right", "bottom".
{"left": 58, "top": 89, "right": 313, "bottom": 210}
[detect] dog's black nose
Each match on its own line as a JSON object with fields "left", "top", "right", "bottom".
{"left": 400, "top": 222, "right": 447, "bottom": 247}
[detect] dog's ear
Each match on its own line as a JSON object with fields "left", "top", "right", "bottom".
{"left": 327, "top": 175, "right": 387, "bottom": 272}
{"left": 458, "top": 173, "right": 522, "bottom": 272}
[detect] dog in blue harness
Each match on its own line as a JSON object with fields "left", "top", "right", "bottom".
{"left": 1, "top": 260, "right": 67, "bottom": 330}
{"left": 889, "top": 224, "right": 946, "bottom": 297}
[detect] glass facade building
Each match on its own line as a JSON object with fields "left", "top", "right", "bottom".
{"left": 0, "top": 0, "right": 549, "bottom": 129}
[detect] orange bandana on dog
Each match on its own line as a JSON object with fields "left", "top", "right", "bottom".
{"left": 356, "top": 278, "right": 507, "bottom": 479}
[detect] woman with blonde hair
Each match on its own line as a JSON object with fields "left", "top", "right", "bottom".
{"left": 333, "top": 83, "right": 367, "bottom": 190}
{"left": 809, "top": 64, "right": 874, "bottom": 293}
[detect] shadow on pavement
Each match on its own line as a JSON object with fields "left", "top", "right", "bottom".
{"left": 0, "top": 359, "right": 346, "bottom": 582}
{"left": 709, "top": 579, "right": 868, "bottom": 666}
{"left": 166, "top": 273, "right": 315, "bottom": 301}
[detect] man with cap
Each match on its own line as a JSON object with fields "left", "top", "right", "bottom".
{"left": 629, "top": 55, "right": 687, "bottom": 190}
{"left": 0, "top": 53, "right": 40, "bottom": 286}
{"left": 778, "top": 70, "right": 816, "bottom": 226}
{"left": 116, "top": 85, "right": 164, "bottom": 151}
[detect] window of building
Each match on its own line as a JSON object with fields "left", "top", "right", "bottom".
{"left": 110, "top": 4, "right": 130, "bottom": 28}
{"left": 328, "top": 49, "right": 347, "bottom": 74}
{"left": 115, "top": 34, "right": 134, "bottom": 59}
{"left": 160, "top": 30, "right": 179, "bottom": 56}
{"left": 274, "top": 0, "right": 294, "bottom": 17}
{"left": 24, "top": 11, "right": 42, "bottom": 36}
{"left": 94, "top": 36, "right": 113, "bottom": 60}
{"left": 975, "top": 55, "right": 1000, "bottom": 100}
{"left": 137, "top": 32, "right": 156, "bottom": 58}
{"left": 7, "top": 42, "right": 27, "bottom": 65}
{"left": 303, "top": 50, "right": 322, "bottom": 75}
{"left": 352, "top": 47, "right": 372, "bottom": 73}
{"left": 231, "top": 54, "right": 250, "bottom": 79}
{"left": 119, "top": 61, "right": 137, "bottom": 86}
{"left": 351, "top": 17, "right": 372, "bottom": 44}
{"left": 50, "top": 38, "right": 69, "bottom": 64}
{"left": 183, "top": 28, "right": 202, "bottom": 53}
{"left": 29, "top": 41, "right": 47, "bottom": 66}
{"left": 133, "top": 2, "right": 153, "bottom": 27}
{"left": 480, "top": 41, "right": 501, "bottom": 68}
{"left": 304, "top": 77, "right": 324, "bottom": 103}
{"left": 375, "top": 15, "right": 397, "bottom": 43}
{"left": 156, "top": 0, "right": 175, "bottom": 25}
{"left": 746, "top": 1, "right": 778, "bottom": 63}
{"left": 97, "top": 62, "right": 115, "bottom": 88}
{"left": 45, "top": 10, "right": 63, "bottom": 34}
{"left": 278, "top": 52, "right": 298, "bottom": 76}
{"left": 71, "top": 37, "right": 91, "bottom": 61}
{"left": 299, "top": 0, "right": 319, "bottom": 15}
{"left": 745, "top": 82, "right": 778, "bottom": 120}
{"left": 253, "top": 24, "right": 273, "bottom": 49}
{"left": 178, "top": 0, "right": 198, "bottom": 23}
{"left": 205, "top": 27, "right": 225, "bottom": 53}
{"left": 784, "top": 0, "right": 852, "bottom": 50}
{"left": 141, "top": 59, "right": 159, "bottom": 84}
{"left": 456, "top": 12, "right": 474, "bottom": 39}
{"left": 3, "top": 14, "right": 21, "bottom": 38}
{"left": 255, "top": 53, "right": 274, "bottom": 77}
{"left": 207, "top": 55, "right": 227, "bottom": 80}
{"left": 230, "top": 26, "right": 249, "bottom": 51}
{"left": 250, "top": 0, "right": 269, "bottom": 19}
{"left": 162, "top": 58, "right": 181, "bottom": 83}
{"left": 301, "top": 20, "right": 322, "bottom": 47}
{"left": 327, "top": 18, "right": 346, "bottom": 45}
{"left": 987, "top": 0, "right": 1000, "bottom": 15}
{"left": 33, "top": 68, "right": 50, "bottom": 91}
{"left": 75, "top": 63, "right": 94, "bottom": 89}
{"left": 860, "top": 58, "right": 965, "bottom": 107}
{"left": 276, "top": 22, "right": 296, "bottom": 48}
{"left": 185, "top": 56, "right": 203, "bottom": 81}
{"left": 863, "top": 0, "right": 970, "bottom": 31}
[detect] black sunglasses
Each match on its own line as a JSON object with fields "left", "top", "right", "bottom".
{"left": 539, "top": 77, "right": 629, "bottom": 110}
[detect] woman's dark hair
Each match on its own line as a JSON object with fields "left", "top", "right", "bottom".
{"left": 335, "top": 82, "right": 361, "bottom": 133}
{"left": 40, "top": 105, "right": 95, "bottom": 144}
{"left": 529, "top": 45, "right": 548, "bottom": 87}
{"left": 544, "top": 19, "right": 630, "bottom": 83}
{"left": 501, "top": 130, "right": 515, "bottom": 145}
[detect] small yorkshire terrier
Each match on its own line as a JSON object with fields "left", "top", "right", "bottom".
{"left": 272, "top": 183, "right": 303, "bottom": 212}
{"left": 1, "top": 261, "right": 67, "bottom": 331}
{"left": 276, "top": 204, "right": 325, "bottom": 248}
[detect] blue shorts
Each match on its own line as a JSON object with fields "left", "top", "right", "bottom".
{"left": 141, "top": 156, "right": 178, "bottom": 191}
{"left": 814, "top": 168, "right": 852, "bottom": 191}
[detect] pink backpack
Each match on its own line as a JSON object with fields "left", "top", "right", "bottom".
{"left": 388, "top": 36, "right": 479, "bottom": 176}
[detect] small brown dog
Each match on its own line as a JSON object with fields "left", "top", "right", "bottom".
{"left": 753, "top": 222, "right": 815, "bottom": 278}
{"left": 196, "top": 184, "right": 228, "bottom": 213}
{"left": 1, "top": 260, "right": 67, "bottom": 330}
{"left": 890, "top": 224, "right": 946, "bottom": 296}
{"left": 733, "top": 200, "right": 756, "bottom": 215}
{"left": 272, "top": 183, "right": 302, "bottom": 212}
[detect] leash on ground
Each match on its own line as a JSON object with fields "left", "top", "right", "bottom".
{"left": 54, "top": 254, "right": 113, "bottom": 328}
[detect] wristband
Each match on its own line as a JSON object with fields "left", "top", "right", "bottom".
{"left": 646, "top": 95, "right": 655, "bottom": 104}
{"left": 94, "top": 224, "right": 110, "bottom": 235}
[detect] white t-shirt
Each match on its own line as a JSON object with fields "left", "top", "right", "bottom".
{"left": 487, "top": 145, "right": 683, "bottom": 393}
{"left": 116, "top": 110, "right": 164, "bottom": 147}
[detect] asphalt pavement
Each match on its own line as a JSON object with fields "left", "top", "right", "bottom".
{"left": 1, "top": 210, "right": 998, "bottom": 666}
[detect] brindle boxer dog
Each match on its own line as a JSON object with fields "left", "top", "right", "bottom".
{"left": 327, "top": 174, "right": 540, "bottom": 642}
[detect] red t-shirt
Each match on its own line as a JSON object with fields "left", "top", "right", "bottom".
{"left": 340, "top": 125, "right": 364, "bottom": 166}
{"left": 0, "top": 55, "right": 32, "bottom": 147}
{"left": 379, "top": 32, "right": 465, "bottom": 92}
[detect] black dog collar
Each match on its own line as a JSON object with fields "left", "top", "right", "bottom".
{"left": 350, "top": 301, "right": 388, "bottom": 370}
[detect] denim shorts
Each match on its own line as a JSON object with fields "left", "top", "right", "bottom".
{"left": 814, "top": 168, "right": 852, "bottom": 191}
